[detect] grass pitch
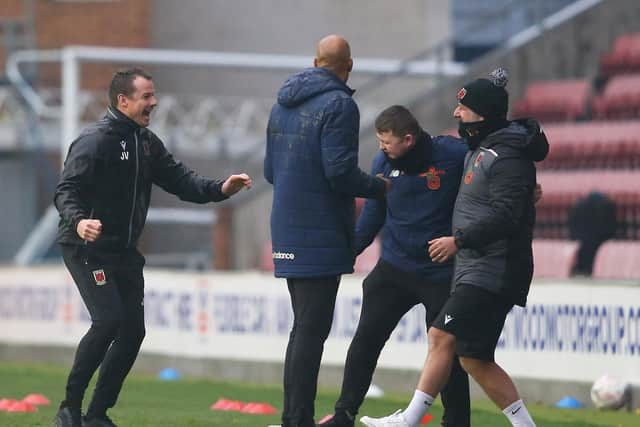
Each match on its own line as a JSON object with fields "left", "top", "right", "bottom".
{"left": 0, "top": 362, "right": 637, "bottom": 426}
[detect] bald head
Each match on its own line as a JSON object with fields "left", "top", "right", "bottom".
{"left": 314, "top": 34, "right": 353, "bottom": 82}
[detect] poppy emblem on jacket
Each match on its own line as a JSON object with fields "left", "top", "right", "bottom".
{"left": 474, "top": 152, "right": 484, "bottom": 167}
{"left": 464, "top": 171, "right": 473, "bottom": 184}
{"left": 143, "top": 140, "right": 151, "bottom": 156}
{"left": 92, "top": 269, "right": 107, "bottom": 286}
{"left": 420, "top": 166, "right": 446, "bottom": 190}
{"left": 457, "top": 88, "right": 467, "bottom": 100}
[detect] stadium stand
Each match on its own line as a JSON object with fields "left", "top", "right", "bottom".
{"left": 592, "top": 74, "right": 640, "bottom": 119}
{"left": 599, "top": 33, "right": 640, "bottom": 77}
{"left": 513, "top": 79, "right": 591, "bottom": 122}
{"left": 532, "top": 239, "right": 579, "bottom": 278}
{"left": 539, "top": 121, "right": 640, "bottom": 170}
{"left": 592, "top": 240, "right": 640, "bottom": 279}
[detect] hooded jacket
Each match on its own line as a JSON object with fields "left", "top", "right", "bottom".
{"left": 452, "top": 118, "right": 549, "bottom": 306}
{"left": 54, "top": 107, "right": 228, "bottom": 253}
{"left": 264, "top": 67, "right": 386, "bottom": 278}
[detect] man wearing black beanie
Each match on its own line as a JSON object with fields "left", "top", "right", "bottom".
{"left": 360, "top": 69, "right": 548, "bottom": 427}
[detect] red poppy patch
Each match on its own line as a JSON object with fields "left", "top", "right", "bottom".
{"left": 464, "top": 171, "right": 473, "bottom": 184}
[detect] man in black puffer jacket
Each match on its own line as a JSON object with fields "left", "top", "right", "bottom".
{"left": 360, "top": 69, "right": 548, "bottom": 427}
{"left": 53, "top": 68, "right": 252, "bottom": 427}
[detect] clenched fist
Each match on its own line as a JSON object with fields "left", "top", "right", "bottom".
{"left": 76, "top": 219, "right": 102, "bottom": 242}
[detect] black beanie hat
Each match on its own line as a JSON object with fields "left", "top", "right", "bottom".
{"left": 457, "top": 68, "right": 509, "bottom": 119}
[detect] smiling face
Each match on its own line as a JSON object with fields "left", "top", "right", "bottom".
{"left": 117, "top": 76, "right": 157, "bottom": 127}
{"left": 376, "top": 130, "right": 415, "bottom": 160}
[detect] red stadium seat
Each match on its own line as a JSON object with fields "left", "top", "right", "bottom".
{"left": 592, "top": 240, "right": 640, "bottom": 279}
{"left": 592, "top": 74, "right": 640, "bottom": 119}
{"left": 600, "top": 33, "right": 640, "bottom": 78}
{"left": 354, "top": 237, "right": 381, "bottom": 275}
{"left": 513, "top": 79, "right": 591, "bottom": 122}
{"left": 535, "top": 171, "right": 640, "bottom": 239}
{"left": 538, "top": 121, "right": 640, "bottom": 170}
{"left": 532, "top": 239, "right": 579, "bottom": 278}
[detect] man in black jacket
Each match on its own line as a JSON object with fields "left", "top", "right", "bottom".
{"left": 53, "top": 68, "right": 251, "bottom": 427}
{"left": 360, "top": 69, "right": 547, "bottom": 427}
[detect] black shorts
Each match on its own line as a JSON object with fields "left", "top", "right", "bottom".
{"left": 432, "top": 284, "right": 512, "bottom": 361}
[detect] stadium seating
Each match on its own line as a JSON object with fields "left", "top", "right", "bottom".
{"left": 513, "top": 79, "right": 590, "bottom": 122}
{"left": 592, "top": 74, "right": 640, "bottom": 119}
{"left": 592, "top": 240, "right": 640, "bottom": 279}
{"left": 539, "top": 121, "right": 640, "bottom": 169}
{"left": 599, "top": 33, "right": 640, "bottom": 78}
{"left": 532, "top": 239, "right": 579, "bottom": 278}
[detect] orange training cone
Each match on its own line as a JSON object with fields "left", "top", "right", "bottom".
{"left": 7, "top": 401, "right": 37, "bottom": 412}
{"left": 0, "top": 399, "right": 17, "bottom": 411}
{"left": 241, "top": 402, "right": 278, "bottom": 414}
{"left": 22, "top": 393, "right": 51, "bottom": 406}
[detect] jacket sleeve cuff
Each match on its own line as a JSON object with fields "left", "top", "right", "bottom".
{"left": 211, "top": 180, "right": 230, "bottom": 201}
{"left": 454, "top": 229, "right": 465, "bottom": 249}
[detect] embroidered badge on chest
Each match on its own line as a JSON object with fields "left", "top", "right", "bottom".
{"left": 420, "top": 166, "right": 446, "bottom": 190}
{"left": 464, "top": 171, "right": 474, "bottom": 184}
{"left": 92, "top": 269, "right": 107, "bottom": 286}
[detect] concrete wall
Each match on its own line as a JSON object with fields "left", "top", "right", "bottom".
{"left": 408, "top": 0, "right": 640, "bottom": 137}
{"left": 150, "top": 0, "right": 451, "bottom": 99}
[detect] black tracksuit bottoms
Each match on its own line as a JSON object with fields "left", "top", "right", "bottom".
{"left": 60, "top": 244, "right": 145, "bottom": 417}
{"left": 335, "top": 260, "right": 471, "bottom": 427}
{"left": 282, "top": 276, "right": 340, "bottom": 427}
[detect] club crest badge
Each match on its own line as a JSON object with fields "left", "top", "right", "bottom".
{"left": 92, "top": 269, "right": 107, "bottom": 286}
{"left": 420, "top": 166, "right": 446, "bottom": 190}
{"left": 457, "top": 88, "right": 467, "bottom": 100}
{"left": 464, "top": 171, "right": 474, "bottom": 184}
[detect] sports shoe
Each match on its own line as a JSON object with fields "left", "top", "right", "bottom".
{"left": 54, "top": 406, "right": 82, "bottom": 427}
{"left": 360, "top": 410, "right": 411, "bottom": 427}
{"left": 82, "top": 414, "right": 118, "bottom": 427}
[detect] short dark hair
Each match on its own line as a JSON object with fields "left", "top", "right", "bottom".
{"left": 108, "top": 67, "right": 152, "bottom": 107}
{"left": 374, "top": 105, "right": 422, "bottom": 137}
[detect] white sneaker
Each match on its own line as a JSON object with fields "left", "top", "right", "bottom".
{"left": 360, "top": 409, "right": 411, "bottom": 427}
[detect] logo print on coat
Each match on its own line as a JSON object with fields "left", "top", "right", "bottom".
{"left": 420, "top": 166, "right": 446, "bottom": 190}
{"left": 457, "top": 88, "right": 467, "bottom": 100}
{"left": 92, "top": 269, "right": 107, "bottom": 286}
{"left": 474, "top": 152, "right": 484, "bottom": 168}
{"left": 120, "top": 140, "right": 129, "bottom": 160}
{"left": 464, "top": 171, "right": 473, "bottom": 184}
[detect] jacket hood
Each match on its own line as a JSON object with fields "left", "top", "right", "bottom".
{"left": 277, "top": 67, "right": 354, "bottom": 108}
{"left": 482, "top": 118, "right": 549, "bottom": 162}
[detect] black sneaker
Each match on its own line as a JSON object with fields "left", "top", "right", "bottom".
{"left": 54, "top": 406, "right": 82, "bottom": 427}
{"left": 82, "top": 414, "right": 118, "bottom": 427}
{"left": 317, "top": 411, "right": 355, "bottom": 427}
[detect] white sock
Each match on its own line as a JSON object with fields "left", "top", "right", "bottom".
{"left": 402, "top": 389, "right": 434, "bottom": 426}
{"left": 502, "top": 399, "right": 536, "bottom": 426}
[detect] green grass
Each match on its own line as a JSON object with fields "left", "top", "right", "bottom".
{"left": 0, "top": 362, "right": 637, "bottom": 426}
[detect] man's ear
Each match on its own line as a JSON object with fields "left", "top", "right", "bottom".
{"left": 405, "top": 134, "right": 416, "bottom": 147}
{"left": 347, "top": 58, "right": 353, "bottom": 72}
{"left": 313, "top": 58, "right": 319, "bottom": 68}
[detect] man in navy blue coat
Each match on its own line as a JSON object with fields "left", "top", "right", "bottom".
{"left": 264, "top": 35, "right": 388, "bottom": 427}
{"left": 323, "top": 105, "right": 471, "bottom": 427}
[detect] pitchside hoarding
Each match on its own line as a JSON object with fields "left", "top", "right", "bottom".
{"left": 0, "top": 267, "right": 638, "bottom": 384}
